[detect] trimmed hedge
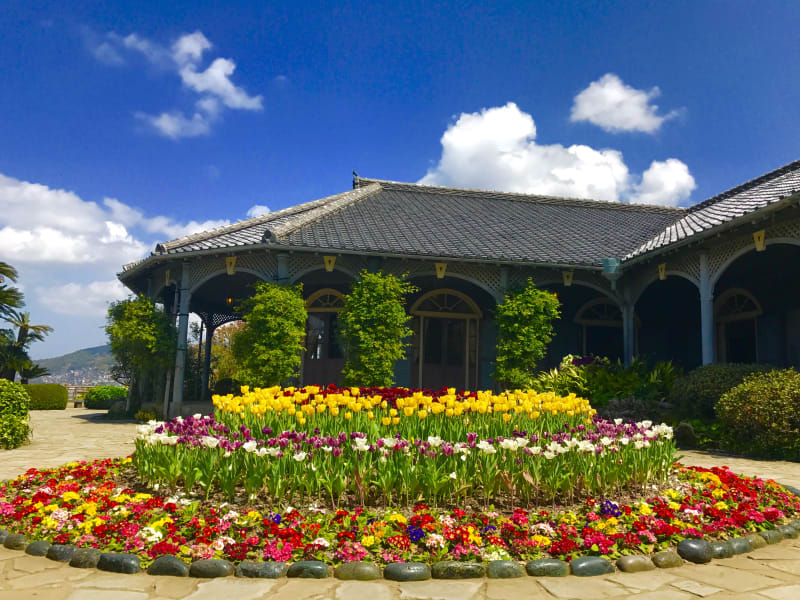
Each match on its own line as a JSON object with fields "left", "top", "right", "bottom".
{"left": 84, "top": 386, "right": 127, "bottom": 410}
{"left": 0, "top": 379, "right": 31, "bottom": 448}
{"left": 669, "top": 363, "right": 771, "bottom": 420}
{"left": 21, "top": 383, "right": 68, "bottom": 410}
{"left": 716, "top": 368, "right": 800, "bottom": 459}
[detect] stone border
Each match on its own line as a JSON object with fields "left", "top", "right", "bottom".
{"left": 0, "top": 519, "right": 798, "bottom": 581}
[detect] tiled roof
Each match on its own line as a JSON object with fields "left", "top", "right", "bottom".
{"left": 624, "top": 160, "right": 800, "bottom": 261}
{"left": 141, "top": 178, "right": 683, "bottom": 269}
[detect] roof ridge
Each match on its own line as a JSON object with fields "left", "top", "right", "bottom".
{"left": 155, "top": 186, "right": 372, "bottom": 254}
{"left": 355, "top": 177, "right": 686, "bottom": 215}
{"left": 266, "top": 183, "right": 382, "bottom": 241}
{"left": 686, "top": 158, "right": 800, "bottom": 214}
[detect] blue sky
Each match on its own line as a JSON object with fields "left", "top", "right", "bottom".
{"left": 1, "top": 0, "right": 798, "bottom": 357}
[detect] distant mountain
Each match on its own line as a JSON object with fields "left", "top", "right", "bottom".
{"left": 33, "top": 344, "right": 117, "bottom": 386}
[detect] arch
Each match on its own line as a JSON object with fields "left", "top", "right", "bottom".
{"left": 190, "top": 267, "right": 268, "bottom": 294}
{"left": 305, "top": 288, "right": 345, "bottom": 312}
{"left": 410, "top": 288, "right": 483, "bottom": 319}
{"left": 711, "top": 238, "right": 800, "bottom": 288}
{"left": 289, "top": 266, "right": 357, "bottom": 285}
{"left": 537, "top": 278, "right": 621, "bottom": 304}
{"left": 631, "top": 270, "right": 699, "bottom": 305}
{"left": 406, "top": 271, "right": 496, "bottom": 301}
{"left": 575, "top": 297, "right": 623, "bottom": 326}
{"left": 714, "top": 287, "right": 763, "bottom": 322}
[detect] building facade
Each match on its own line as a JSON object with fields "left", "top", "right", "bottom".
{"left": 119, "top": 160, "right": 800, "bottom": 416}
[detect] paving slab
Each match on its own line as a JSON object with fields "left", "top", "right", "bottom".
{"left": 336, "top": 582, "right": 394, "bottom": 600}
{"left": 758, "top": 584, "right": 800, "bottom": 600}
{"left": 538, "top": 576, "right": 629, "bottom": 599}
{"left": 398, "top": 580, "right": 482, "bottom": 600}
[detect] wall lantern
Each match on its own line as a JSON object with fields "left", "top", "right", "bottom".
{"left": 753, "top": 229, "right": 766, "bottom": 252}
{"left": 658, "top": 263, "right": 667, "bottom": 280}
{"left": 323, "top": 255, "right": 336, "bottom": 272}
{"left": 226, "top": 297, "right": 234, "bottom": 305}
{"left": 562, "top": 270, "right": 574, "bottom": 287}
{"left": 435, "top": 262, "right": 447, "bottom": 279}
{"left": 226, "top": 256, "right": 237, "bottom": 275}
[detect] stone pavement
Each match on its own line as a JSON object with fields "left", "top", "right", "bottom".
{"left": 1, "top": 409, "right": 800, "bottom": 599}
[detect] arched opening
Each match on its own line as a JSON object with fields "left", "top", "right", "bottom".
{"left": 575, "top": 298, "right": 636, "bottom": 359}
{"left": 303, "top": 288, "right": 346, "bottom": 385}
{"left": 715, "top": 288, "right": 762, "bottom": 363}
{"left": 539, "top": 284, "right": 622, "bottom": 367}
{"left": 714, "top": 244, "right": 800, "bottom": 367}
{"left": 636, "top": 277, "right": 701, "bottom": 369}
{"left": 410, "top": 288, "right": 482, "bottom": 390}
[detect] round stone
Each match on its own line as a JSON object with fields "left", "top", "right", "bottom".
{"left": 525, "top": 558, "right": 569, "bottom": 577}
{"left": 148, "top": 555, "right": 190, "bottom": 577}
{"left": 25, "top": 540, "right": 51, "bottom": 556}
{"left": 236, "top": 561, "right": 288, "bottom": 578}
{"left": 189, "top": 559, "right": 234, "bottom": 578}
{"left": 431, "top": 561, "right": 485, "bottom": 579}
{"left": 710, "top": 541, "right": 734, "bottom": 559}
{"left": 70, "top": 548, "right": 102, "bottom": 568}
{"left": 616, "top": 555, "right": 655, "bottom": 573}
{"left": 487, "top": 560, "right": 524, "bottom": 578}
{"left": 46, "top": 544, "right": 77, "bottom": 563}
{"left": 287, "top": 560, "right": 329, "bottom": 578}
{"left": 746, "top": 533, "right": 768, "bottom": 550}
{"left": 3, "top": 533, "right": 28, "bottom": 550}
{"left": 0, "top": 530, "right": 9, "bottom": 544}
{"left": 729, "top": 537, "right": 753, "bottom": 555}
{"left": 97, "top": 552, "right": 141, "bottom": 574}
{"left": 334, "top": 561, "right": 381, "bottom": 580}
{"left": 790, "top": 519, "right": 800, "bottom": 531}
{"left": 778, "top": 525, "right": 799, "bottom": 539}
{"left": 759, "top": 530, "right": 783, "bottom": 545}
{"left": 383, "top": 562, "right": 431, "bottom": 581}
{"left": 677, "top": 539, "right": 712, "bottom": 564}
{"left": 570, "top": 556, "right": 615, "bottom": 576}
{"left": 652, "top": 551, "right": 683, "bottom": 568}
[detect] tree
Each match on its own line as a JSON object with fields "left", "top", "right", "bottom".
{"left": 211, "top": 321, "right": 245, "bottom": 383}
{"left": 493, "top": 278, "right": 561, "bottom": 390}
{"left": 339, "top": 271, "right": 417, "bottom": 387}
{"left": 105, "top": 296, "right": 177, "bottom": 412}
{"left": 0, "top": 262, "right": 24, "bottom": 320}
{"left": 232, "top": 282, "right": 307, "bottom": 386}
{"left": 0, "top": 312, "right": 53, "bottom": 381}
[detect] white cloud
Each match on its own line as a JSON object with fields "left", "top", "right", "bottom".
{"left": 420, "top": 102, "right": 630, "bottom": 201}
{"left": 420, "top": 102, "right": 694, "bottom": 205}
{"left": 37, "top": 280, "right": 130, "bottom": 317}
{"left": 88, "top": 30, "right": 262, "bottom": 139}
{"left": 630, "top": 159, "right": 696, "bottom": 206}
{"left": 246, "top": 204, "right": 271, "bottom": 218}
{"left": 570, "top": 73, "right": 680, "bottom": 134}
{"left": 102, "top": 197, "right": 229, "bottom": 240}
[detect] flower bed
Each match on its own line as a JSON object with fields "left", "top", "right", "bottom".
{"left": 134, "top": 415, "right": 675, "bottom": 506}
{"left": 1, "top": 458, "right": 798, "bottom": 568}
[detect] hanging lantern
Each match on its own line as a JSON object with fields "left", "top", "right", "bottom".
{"left": 323, "top": 255, "right": 336, "bottom": 272}
{"left": 562, "top": 270, "right": 574, "bottom": 286}
{"left": 435, "top": 262, "right": 447, "bottom": 279}
{"left": 226, "top": 256, "right": 237, "bottom": 275}
{"left": 753, "top": 229, "right": 766, "bottom": 252}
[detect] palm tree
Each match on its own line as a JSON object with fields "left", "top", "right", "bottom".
{"left": 0, "top": 262, "right": 24, "bottom": 320}
{"left": 20, "top": 362, "right": 50, "bottom": 384}
{"left": 0, "top": 312, "right": 53, "bottom": 381}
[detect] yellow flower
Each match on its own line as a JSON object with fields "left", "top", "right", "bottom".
{"left": 639, "top": 502, "right": 652, "bottom": 516}
{"left": 61, "top": 491, "right": 81, "bottom": 502}
{"left": 361, "top": 535, "right": 375, "bottom": 547}
{"left": 388, "top": 513, "right": 407, "bottom": 524}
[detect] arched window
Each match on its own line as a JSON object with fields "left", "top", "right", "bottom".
{"left": 715, "top": 288, "right": 762, "bottom": 363}
{"left": 410, "top": 289, "right": 482, "bottom": 390}
{"left": 574, "top": 298, "right": 629, "bottom": 359}
{"left": 303, "top": 289, "right": 346, "bottom": 384}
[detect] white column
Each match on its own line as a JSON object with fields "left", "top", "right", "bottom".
{"left": 201, "top": 323, "right": 214, "bottom": 401}
{"left": 622, "top": 304, "right": 635, "bottom": 366}
{"left": 277, "top": 253, "right": 289, "bottom": 283}
{"left": 170, "top": 266, "right": 191, "bottom": 418}
{"left": 699, "top": 252, "right": 715, "bottom": 364}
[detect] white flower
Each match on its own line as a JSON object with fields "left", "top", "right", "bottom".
{"left": 322, "top": 445, "right": 333, "bottom": 452}
{"left": 577, "top": 440, "right": 595, "bottom": 453}
{"left": 201, "top": 436, "right": 220, "bottom": 449}
{"left": 614, "top": 418, "right": 623, "bottom": 425}
{"left": 381, "top": 438, "right": 398, "bottom": 449}
{"left": 641, "top": 420, "right": 653, "bottom": 428}
{"left": 529, "top": 446, "right": 542, "bottom": 456}
{"left": 449, "top": 472, "right": 457, "bottom": 479}
{"left": 293, "top": 451, "right": 307, "bottom": 462}
{"left": 499, "top": 438, "right": 519, "bottom": 452}
{"left": 427, "top": 436, "right": 443, "bottom": 447}
{"left": 477, "top": 440, "right": 496, "bottom": 454}
{"left": 140, "top": 527, "right": 163, "bottom": 543}
{"left": 515, "top": 437, "right": 529, "bottom": 448}
{"left": 600, "top": 436, "right": 613, "bottom": 446}
{"left": 242, "top": 440, "right": 258, "bottom": 453}
{"left": 620, "top": 437, "right": 630, "bottom": 445}
{"left": 266, "top": 447, "right": 281, "bottom": 457}
{"left": 634, "top": 440, "right": 645, "bottom": 450}
{"left": 255, "top": 447, "right": 268, "bottom": 457}
{"left": 312, "top": 537, "right": 330, "bottom": 548}
{"left": 543, "top": 450, "right": 556, "bottom": 460}
{"left": 224, "top": 452, "right": 232, "bottom": 458}
{"left": 454, "top": 443, "right": 470, "bottom": 454}
{"left": 352, "top": 438, "right": 370, "bottom": 452}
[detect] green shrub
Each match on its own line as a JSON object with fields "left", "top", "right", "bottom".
{"left": 670, "top": 363, "right": 771, "bottom": 420}
{"left": 716, "top": 368, "right": 800, "bottom": 459}
{"left": 213, "top": 378, "right": 242, "bottom": 396}
{"left": 134, "top": 409, "right": 158, "bottom": 422}
{"left": 21, "top": 383, "right": 68, "bottom": 410}
{"left": 0, "top": 379, "right": 31, "bottom": 448}
{"left": 84, "top": 385, "right": 128, "bottom": 410}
